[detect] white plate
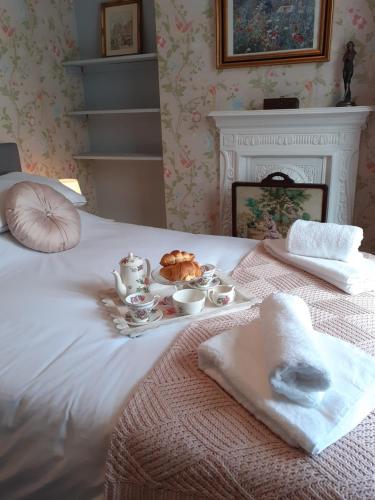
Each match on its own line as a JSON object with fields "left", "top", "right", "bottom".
{"left": 151, "top": 268, "right": 196, "bottom": 286}
{"left": 125, "top": 308, "right": 163, "bottom": 327}
{"left": 188, "top": 276, "right": 221, "bottom": 290}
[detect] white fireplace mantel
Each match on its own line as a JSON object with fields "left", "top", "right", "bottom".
{"left": 209, "top": 106, "right": 374, "bottom": 235}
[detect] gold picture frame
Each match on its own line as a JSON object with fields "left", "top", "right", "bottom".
{"left": 216, "top": 0, "right": 333, "bottom": 69}
{"left": 101, "top": 0, "right": 141, "bottom": 57}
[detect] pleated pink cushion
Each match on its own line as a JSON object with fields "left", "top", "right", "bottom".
{"left": 5, "top": 181, "right": 81, "bottom": 253}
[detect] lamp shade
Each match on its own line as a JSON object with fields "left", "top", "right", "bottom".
{"left": 59, "top": 178, "right": 82, "bottom": 194}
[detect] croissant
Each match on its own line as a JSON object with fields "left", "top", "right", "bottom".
{"left": 160, "top": 249, "right": 195, "bottom": 267}
{"left": 160, "top": 261, "right": 202, "bottom": 282}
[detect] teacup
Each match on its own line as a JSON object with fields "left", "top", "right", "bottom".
{"left": 200, "top": 263, "right": 216, "bottom": 282}
{"left": 125, "top": 292, "right": 160, "bottom": 323}
{"left": 172, "top": 289, "right": 205, "bottom": 316}
{"left": 208, "top": 285, "right": 235, "bottom": 307}
{"left": 192, "top": 276, "right": 213, "bottom": 288}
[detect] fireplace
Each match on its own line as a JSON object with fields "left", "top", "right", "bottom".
{"left": 209, "top": 106, "right": 373, "bottom": 235}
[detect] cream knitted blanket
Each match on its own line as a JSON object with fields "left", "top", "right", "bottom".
{"left": 105, "top": 245, "right": 375, "bottom": 499}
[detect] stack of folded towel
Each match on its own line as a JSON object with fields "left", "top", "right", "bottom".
{"left": 198, "top": 293, "right": 375, "bottom": 455}
{"left": 263, "top": 219, "right": 375, "bottom": 294}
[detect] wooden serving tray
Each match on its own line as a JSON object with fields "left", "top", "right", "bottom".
{"left": 99, "top": 271, "right": 260, "bottom": 338}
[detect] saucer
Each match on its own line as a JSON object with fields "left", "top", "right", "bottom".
{"left": 188, "top": 276, "right": 221, "bottom": 290}
{"left": 125, "top": 308, "right": 163, "bottom": 327}
{"left": 151, "top": 268, "right": 197, "bottom": 286}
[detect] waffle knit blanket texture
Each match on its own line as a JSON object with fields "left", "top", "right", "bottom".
{"left": 105, "top": 245, "right": 375, "bottom": 500}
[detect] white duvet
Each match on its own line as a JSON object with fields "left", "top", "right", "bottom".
{"left": 0, "top": 211, "right": 257, "bottom": 500}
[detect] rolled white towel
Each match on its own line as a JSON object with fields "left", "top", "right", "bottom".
{"left": 260, "top": 293, "right": 331, "bottom": 407}
{"left": 287, "top": 220, "right": 363, "bottom": 262}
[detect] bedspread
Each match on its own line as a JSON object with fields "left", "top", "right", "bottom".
{"left": 105, "top": 245, "right": 375, "bottom": 499}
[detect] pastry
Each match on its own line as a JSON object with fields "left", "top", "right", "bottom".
{"left": 160, "top": 260, "right": 202, "bottom": 282}
{"left": 160, "top": 250, "right": 195, "bottom": 267}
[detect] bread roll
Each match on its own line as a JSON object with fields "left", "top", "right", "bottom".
{"left": 160, "top": 261, "right": 202, "bottom": 282}
{"left": 160, "top": 250, "right": 195, "bottom": 267}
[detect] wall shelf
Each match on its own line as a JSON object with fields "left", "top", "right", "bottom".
{"left": 62, "top": 53, "right": 158, "bottom": 67}
{"left": 73, "top": 152, "right": 163, "bottom": 161}
{"left": 67, "top": 108, "right": 160, "bottom": 116}
{"left": 68, "top": 0, "right": 165, "bottom": 227}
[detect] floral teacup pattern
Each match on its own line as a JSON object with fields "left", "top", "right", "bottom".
{"left": 125, "top": 293, "right": 160, "bottom": 323}
{"left": 208, "top": 285, "right": 235, "bottom": 307}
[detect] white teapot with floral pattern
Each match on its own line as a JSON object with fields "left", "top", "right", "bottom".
{"left": 112, "top": 252, "right": 151, "bottom": 303}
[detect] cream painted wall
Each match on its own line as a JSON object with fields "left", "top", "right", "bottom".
{"left": 0, "top": 0, "right": 96, "bottom": 212}
{"left": 155, "top": 0, "right": 375, "bottom": 251}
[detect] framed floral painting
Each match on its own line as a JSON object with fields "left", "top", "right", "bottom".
{"left": 216, "top": 0, "right": 333, "bottom": 68}
{"left": 232, "top": 173, "right": 328, "bottom": 239}
{"left": 101, "top": 0, "right": 141, "bottom": 57}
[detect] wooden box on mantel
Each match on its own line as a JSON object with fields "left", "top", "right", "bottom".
{"left": 263, "top": 97, "right": 300, "bottom": 109}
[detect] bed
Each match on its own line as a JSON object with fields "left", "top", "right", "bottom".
{"left": 2, "top": 143, "right": 375, "bottom": 500}
{"left": 0, "top": 143, "right": 258, "bottom": 499}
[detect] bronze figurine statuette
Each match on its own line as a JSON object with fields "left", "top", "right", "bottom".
{"left": 337, "top": 41, "right": 357, "bottom": 107}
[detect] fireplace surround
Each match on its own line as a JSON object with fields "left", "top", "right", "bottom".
{"left": 209, "top": 107, "right": 373, "bottom": 235}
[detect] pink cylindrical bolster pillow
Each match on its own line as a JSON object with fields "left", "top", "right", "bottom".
{"left": 5, "top": 181, "right": 81, "bottom": 253}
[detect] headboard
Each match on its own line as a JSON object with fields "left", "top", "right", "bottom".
{"left": 0, "top": 143, "right": 22, "bottom": 175}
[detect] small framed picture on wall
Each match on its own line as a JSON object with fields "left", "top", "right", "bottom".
{"left": 101, "top": 0, "right": 141, "bottom": 57}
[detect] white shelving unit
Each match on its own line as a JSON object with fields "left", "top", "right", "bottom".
{"left": 67, "top": 108, "right": 160, "bottom": 116}
{"left": 65, "top": 52, "right": 162, "bottom": 162}
{"left": 73, "top": 153, "right": 163, "bottom": 161}
{"left": 62, "top": 52, "right": 158, "bottom": 67}
{"left": 67, "top": 0, "right": 165, "bottom": 228}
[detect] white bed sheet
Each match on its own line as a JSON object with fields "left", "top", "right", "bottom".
{"left": 0, "top": 211, "right": 257, "bottom": 500}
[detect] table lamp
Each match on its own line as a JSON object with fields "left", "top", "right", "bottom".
{"left": 59, "top": 178, "right": 82, "bottom": 194}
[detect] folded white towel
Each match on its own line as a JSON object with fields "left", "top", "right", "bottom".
{"left": 287, "top": 220, "right": 363, "bottom": 262}
{"left": 264, "top": 238, "right": 375, "bottom": 295}
{"left": 198, "top": 320, "right": 375, "bottom": 455}
{"left": 260, "top": 293, "right": 330, "bottom": 407}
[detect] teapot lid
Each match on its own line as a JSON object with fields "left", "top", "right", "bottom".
{"left": 120, "top": 252, "right": 143, "bottom": 266}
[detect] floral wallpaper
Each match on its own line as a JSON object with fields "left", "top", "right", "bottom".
{"left": 0, "top": 0, "right": 96, "bottom": 212}
{"left": 155, "top": 0, "right": 375, "bottom": 252}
